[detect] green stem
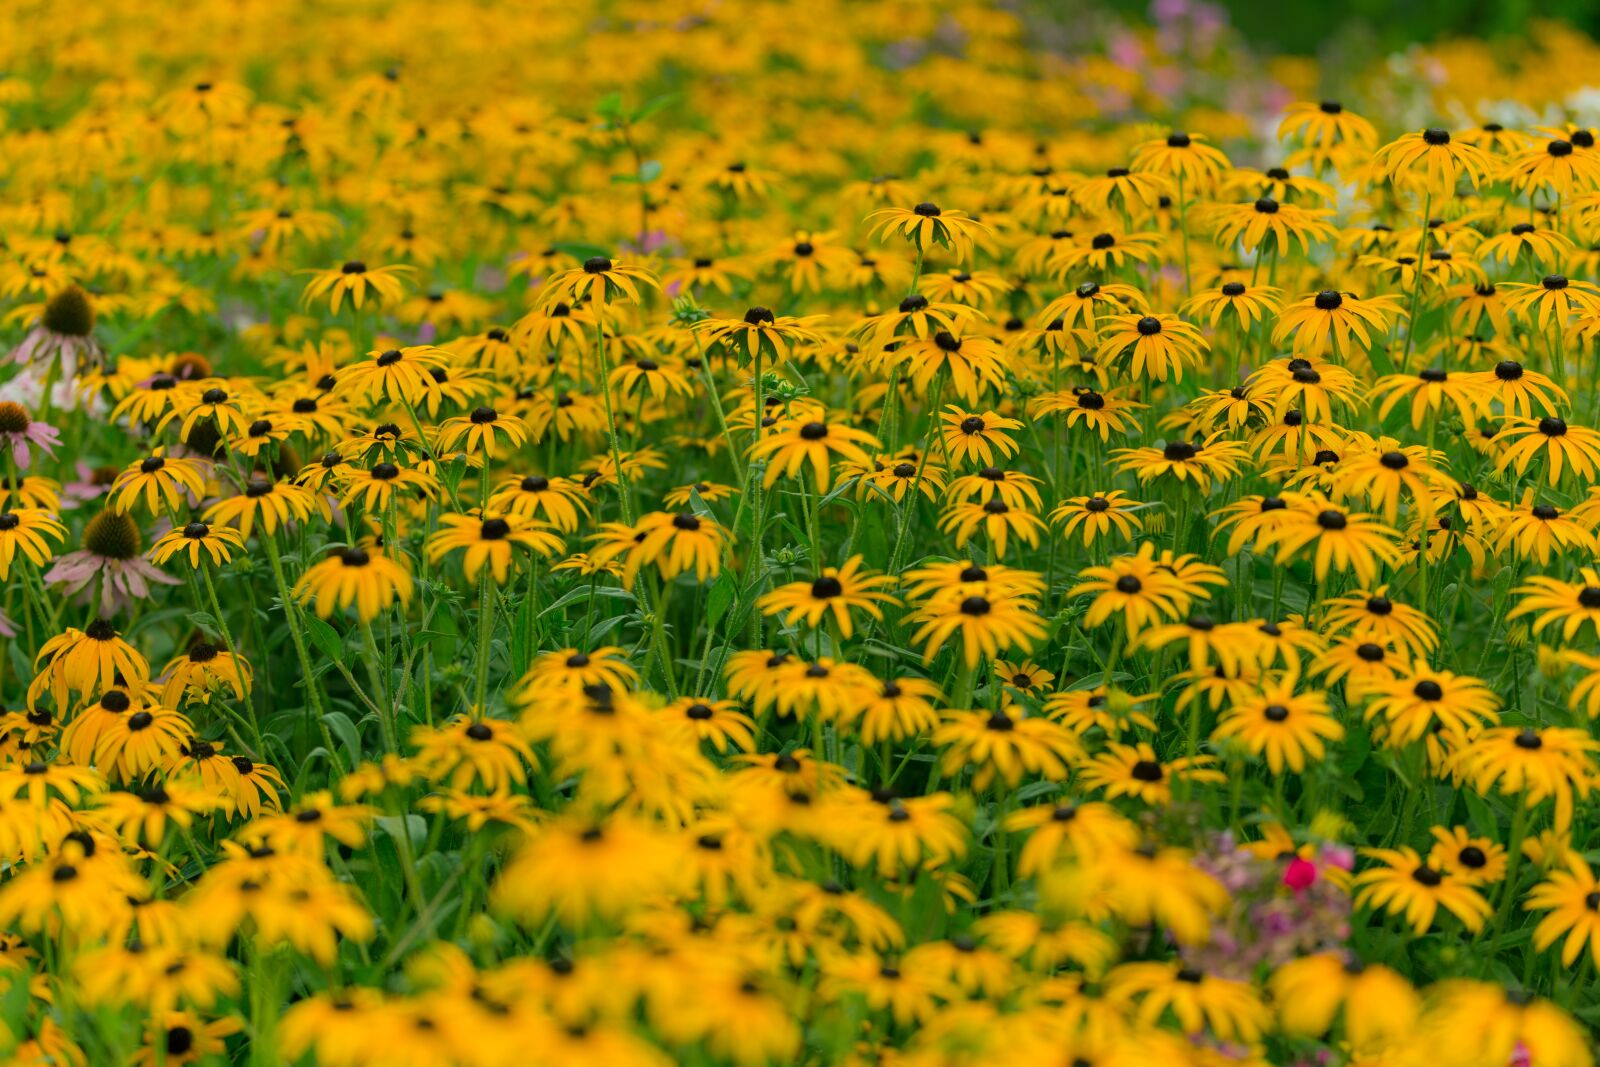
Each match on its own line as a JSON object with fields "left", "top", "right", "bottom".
{"left": 200, "top": 563, "right": 265, "bottom": 757}
{"left": 261, "top": 534, "right": 345, "bottom": 776}
{"left": 474, "top": 565, "right": 494, "bottom": 715}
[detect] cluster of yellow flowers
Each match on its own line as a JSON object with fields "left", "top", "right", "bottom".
{"left": 13, "top": 1, "right": 1600, "bottom": 1064}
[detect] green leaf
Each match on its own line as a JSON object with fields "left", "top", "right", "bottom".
{"left": 540, "top": 583, "right": 634, "bottom": 617}
{"left": 706, "top": 569, "right": 739, "bottom": 631}
{"left": 305, "top": 615, "right": 345, "bottom": 663}
{"left": 321, "top": 711, "right": 362, "bottom": 765}
{"left": 1367, "top": 341, "right": 1396, "bottom": 379}
{"left": 1461, "top": 788, "right": 1500, "bottom": 835}
{"left": 638, "top": 159, "right": 663, "bottom": 183}
{"left": 1336, "top": 722, "right": 1370, "bottom": 778}
{"left": 594, "top": 92, "right": 624, "bottom": 120}
{"left": 186, "top": 610, "right": 220, "bottom": 632}
{"left": 634, "top": 93, "right": 679, "bottom": 122}
{"left": 376, "top": 814, "right": 427, "bottom": 850}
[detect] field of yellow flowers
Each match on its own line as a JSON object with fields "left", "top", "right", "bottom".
{"left": 11, "top": 0, "right": 1600, "bottom": 1063}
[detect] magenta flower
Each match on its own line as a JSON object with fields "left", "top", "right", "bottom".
{"left": 1282, "top": 857, "right": 1318, "bottom": 892}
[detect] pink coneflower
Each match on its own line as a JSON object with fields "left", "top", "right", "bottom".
{"left": 62, "top": 460, "right": 120, "bottom": 509}
{"left": 0, "top": 402, "right": 60, "bottom": 469}
{"left": 8, "top": 285, "right": 102, "bottom": 368}
{"left": 3, "top": 286, "right": 103, "bottom": 413}
{"left": 44, "top": 508, "right": 178, "bottom": 613}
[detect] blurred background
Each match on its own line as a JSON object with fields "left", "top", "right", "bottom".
{"left": 1101, "top": 0, "right": 1600, "bottom": 53}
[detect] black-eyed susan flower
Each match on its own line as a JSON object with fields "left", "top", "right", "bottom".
{"left": 1269, "top": 953, "right": 1419, "bottom": 1052}
{"left": 866, "top": 202, "right": 988, "bottom": 264}
{"left": 492, "top": 815, "right": 685, "bottom": 925}
{"left": 337, "top": 460, "right": 439, "bottom": 512}
{"left": 881, "top": 329, "right": 1003, "bottom": 406}
{"left": 97, "top": 703, "right": 194, "bottom": 780}
{"left": 993, "top": 658, "right": 1054, "bottom": 694}
{"left": 1428, "top": 824, "right": 1506, "bottom": 886}
{"left": 300, "top": 260, "right": 412, "bottom": 313}
{"left": 932, "top": 707, "right": 1081, "bottom": 790}
{"left": 1043, "top": 686, "right": 1158, "bottom": 736}
{"left": 156, "top": 381, "right": 253, "bottom": 444}
{"left": 540, "top": 256, "right": 659, "bottom": 312}
{"left": 147, "top": 521, "right": 245, "bottom": 568}
{"left": 203, "top": 476, "right": 314, "bottom": 539}
{"left": 936, "top": 407, "right": 1020, "bottom": 467}
{"left": 335, "top": 345, "right": 448, "bottom": 407}
{"left": 411, "top": 715, "right": 536, "bottom": 793}
{"left": 937, "top": 499, "right": 1046, "bottom": 558}
{"left": 1208, "top": 196, "right": 1337, "bottom": 255}
{"left": 489, "top": 473, "right": 590, "bottom": 532}
{"left": 1500, "top": 273, "right": 1600, "bottom": 331}
{"left": 909, "top": 583, "right": 1048, "bottom": 667}
{"left": 1321, "top": 587, "right": 1437, "bottom": 659}
{"left": 1049, "top": 491, "right": 1145, "bottom": 548}
{"left": 1111, "top": 435, "right": 1249, "bottom": 491}
{"left": 292, "top": 545, "right": 413, "bottom": 622}
{"left": 615, "top": 510, "right": 726, "bottom": 585}
{"left": 1074, "top": 167, "right": 1170, "bottom": 217}
{"left": 1525, "top": 855, "right": 1600, "bottom": 967}
{"left": 1106, "top": 961, "right": 1270, "bottom": 1044}
{"left": 1278, "top": 100, "right": 1379, "bottom": 155}
{"left": 0, "top": 506, "right": 64, "bottom": 578}
{"left": 1271, "top": 289, "right": 1403, "bottom": 360}
{"left": 1476, "top": 225, "right": 1575, "bottom": 272}
{"left": 1077, "top": 741, "right": 1224, "bottom": 804}
{"left": 1095, "top": 312, "right": 1207, "bottom": 383}
{"left": 1455, "top": 726, "right": 1597, "bottom": 832}
{"left": 1505, "top": 135, "right": 1600, "bottom": 200}
{"left": 426, "top": 512, "right": 563, "bottom": 584}
{"left": 1353, "top": 846, "right": 1492, "bottom": 934}
{"left": 1004, "top": 798, "right": 1139, "bottom": 877}
{"left": 1494, "top": 495, "right": 1599, "bottom": 564}
{"left": 749, "top": 416, "right": 878, "bottom": 492}
{"left": 853, "top": 675, "right": 942, "bottom": 746}
{"left": 1180, "top": 281, "right": 1283, "bottom": 331}
{"left": 1210, "top": 672, "right": 1343, "bottom": 774}
{"left": 757, "top": 555, "right": 898, "bottom": 639}
{"left": 1361, "top": 664, "right": 1500, "bottom": 746}
{"left": 1510, "top": 568, "right": 1600, "bottom": 641}
{"left": 1131, "top": 130, "right": 1232, "bottom": 185}
{"left": 1371, "top": 127, "right": 1493, "bottom": 194}
{"left": 1028, "top": 387, "right": 1144, "bottom": 439}
{"left": 1492, "top": 416, "right": 1600, "bottom": 486}
{"left": 1262, "top": 503, "right": 1402, "bottom": 587}
{"left": 517, "top": 646, "right": 638, "bottom": 696}
{"left": 661, "top": 698, "right": 756, "bottom": 754}
{"left": 159, "top": 639, "right": 252, "bottom": 707}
